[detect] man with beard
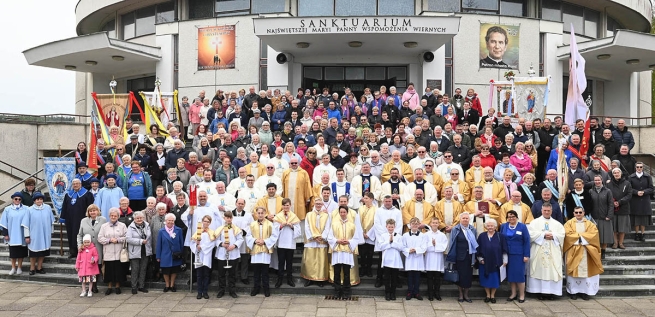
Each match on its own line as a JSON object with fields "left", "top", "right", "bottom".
{"left": 381, "top": 168, "right": 407, "bottom": 209}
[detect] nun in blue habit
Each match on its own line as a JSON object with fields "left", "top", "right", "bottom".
{"left": 0, "top": 192, "right": 29, "bottom": 275}
{"left": 22, "top": 192, "right": 55, "bottom": 275}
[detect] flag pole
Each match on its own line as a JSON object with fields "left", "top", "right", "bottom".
{"left": 57, "top": 144, "right": 64, "bottom": 256}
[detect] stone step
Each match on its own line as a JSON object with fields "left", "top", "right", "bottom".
{"left": 605, "top": 247, "right": 655, "bottom": 256}
{"left": 598, "top": 275, "right": 655, "bottom": 286}
{"left": 602, "top": 255, "right": 655, "bottom": 266}
{"left": 602, "top": 265, "right": 655, "bottom": 275}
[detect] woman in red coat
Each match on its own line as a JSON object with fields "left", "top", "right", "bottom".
{"left": 465, "top": 89, "right": 483, "bottom": 115}
{"left": 300, "top": 148, "right": 319, "bottom": 186}
{"left": 479, "top": 145, "right": 497, "bottom": 170}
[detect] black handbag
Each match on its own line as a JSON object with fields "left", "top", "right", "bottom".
{"left": 444, "top": 263, "right": 459, "bottom": 283}
{"left": 172, "top": 252, "right": 183, "bottom": 261}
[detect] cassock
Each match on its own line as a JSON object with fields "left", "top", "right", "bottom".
{"left": 61, "top": 188, "right": 94, "bottom": 255}
{"left": 312, "top": 163, "right": 337, "bottom": 185}
{"left": 182, "top": 203, "right": 224, "bottom": 247}
{"left": 226, "top": 177, "right": 247, "bottom": 196}
{"left": 436, "top": 163, "right": 464, "bottom": 181}
{"left": 282, "top": 168, "right": 312, "bottom": 220}
{"left": 301, "top": 209, "right": 330, "bottom": 281}
{"left": 373, "top": 206, "right": 403, "bottom": 253}
{"left": 237, "top": 186, "right": 264, "bottom": 213}
{"left": 350, "top": 174, "right": 382, "bottom": 208}
{"left": 425, "top": 229, "right": 449, "bottom": 272}
{"left": 274, "top": 211, "right": 302, "bottom": 249}
{"left": 359, "top": 205, "right": 377, "bottom": 246}
{"left": 434, "top": 199, "right": 463, "bottom": 246}
{"left": 254, "top": 175, "right": 283, "bottom": 196}
{"left": 246, "top": 219, "right": 280, "bottom": 264}
{"left": 405, "top": 181, "right": 438, "bottom": 205}
{"left": 402, "top": 200, "right": 435, "bottom": 231}
{"left": 269, "top": 157, "right": 289, "bottom": 179}
{"left": 498, "top": 202, "right": 534, "bottom": 225}
{"left": 465, "top": 167, "right": 485, "bottom": 190}
{"left": 379, "top": 232, "right": 404, "bottom": 269}
{"left": 208, "top": 193, "right": 237, "bottom": 214}
{"left": 327, "top": 216, "right": 359, "bottom": 267}
{"left": 442, "top": 180, "right": 471, "bottom": 203}
{"left": 464, "top": 200, "right": 495, "bottom": 238}
{"left": 244, "top": 162, "right": 266, "bottom": 180}
{"left": 381, "top": 180, "right": 407, "bottom": 208}
{"left": 402, "top": 231, "right": 428, "bottom": 271}
{"left": 325, "top": 208, "right": 363, "bottom": 285}
{"left": 214, "top": 224, "right": 244, "bottom": 261}
{"left": 197, "top": 181, "right": 217, "bottom": 199}
{"left": 526, "top": 216, "right": 566, "bottom": 296}
{"left": 408, "top": 156, "right": 435, "bottom": 174}
{"left": 310, "top": 182, "right": 332, "bottom": 211}
{"left": 563, "top": 218, "right": 603, "bottom": 296}
{"left": 476, "top": 180, "right": 507, "bottom": 207}
{"left": 424, "top": 171, "right": 445, "bottom": 194}
{"left": 231, "top": 210, "right": 254, "bottom": 254}
{"left": 381, "top": 161, "right": 414, "bottom": 183}
{"left": 253, "top": 196, "right": 284, "bottom": 219}
{"left": 23, "top": 204, "right": 55, "bottom": 252}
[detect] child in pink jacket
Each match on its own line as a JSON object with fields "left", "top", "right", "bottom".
{"left": 76, "top": 234, "right": 100, "bottom": 297}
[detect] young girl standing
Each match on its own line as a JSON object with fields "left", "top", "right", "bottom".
{"left": 76, "top": 234, "right": 100, "bottom": 297}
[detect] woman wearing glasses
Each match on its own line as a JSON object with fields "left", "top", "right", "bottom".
{"left": 499, "top": 210, "right": 530, "bottom": 303}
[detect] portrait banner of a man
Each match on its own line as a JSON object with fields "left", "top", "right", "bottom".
{"left": 198, "top": 25, "right": 236, "bottom": 71}
{"left": 479, "top": 23, "right": 520, "bottom": 70}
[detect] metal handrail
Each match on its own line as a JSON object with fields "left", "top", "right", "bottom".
{"left": 0, "top": 150, "right": 76, "bottom": 197}
{"left": 0, "top": 113, "right": 90, "bottom": 124}
{"left": 0, "top": 160, "right": 44, "bottom": 181}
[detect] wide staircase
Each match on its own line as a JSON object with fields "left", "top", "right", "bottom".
{"left": 1, "top": 206, "right": 655, "bottom": 297}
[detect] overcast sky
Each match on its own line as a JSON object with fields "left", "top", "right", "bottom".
{"left": 0, "top": 0, "right": 77, "bottom": 115}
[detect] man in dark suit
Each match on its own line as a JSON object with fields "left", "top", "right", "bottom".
{"left": 335, "top": 132, "right": 352, "bottom": 155}
{"left": 457, "top": 101, "right": 480, "bottom": 127}
{"left": 431, "top": 126, "right": 451, "bottom": 153}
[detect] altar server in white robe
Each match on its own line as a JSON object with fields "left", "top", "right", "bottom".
{"left": 526, "top": 202, "right": 565, "bottom": 299}
{"left": 350, "top": 162, "right": 382, "bottom": 208}
{"left": 425, "top": 217, "right": 448, "bottom": 301}
{"left": 372, "top": 195, "right": 403, "bottom": 288}
{"left": 246, "top": 207, "right": 280, "bottom": 297}
{"left": 273, "top": 198, "right": 302, "bottom": 288}
{"left": 327, "top": 206, "right": 360, "bottom": 299}
{"left": 379, "top": 218, "right": 404, "bottom": 301}
{"left": 182, "top": 191, "right": 224, "bottom": 247}
{"left": 403, "top": 217, "right": 428, "bottom": 300}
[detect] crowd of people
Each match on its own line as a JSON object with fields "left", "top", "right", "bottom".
{"left": 1, "top": 84, "right": 653, "bottom": 302}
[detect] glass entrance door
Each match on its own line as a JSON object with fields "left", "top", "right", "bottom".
{"left": 303, "top": 66, "right": 407, "bottom": 99}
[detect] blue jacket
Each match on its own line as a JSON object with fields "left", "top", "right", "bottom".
{"left": 545, "top": 148, "right": 572, "bottom": 175}
{"left": 271, "top": 110, "right": 287, "bottom": 131}
{"left": 612, "top": 127, "right": 635, "bottom": 150}
{"left": 499, "top": 222, "right": 530, "bottom": 257}
{"left": 493, "top": 162, "right": 522, "bottom": 184}
{"left": 327, "top": 108, "right": 342, "bottom": 125}
{"left": 156, "top": 226, "right": 184, "bottom": 268}
{"left": 209, "top": 117, "right": 229, "bottom": 134}
{"left": 165, "top": 148, "right": 189, "bottom": 170}
{"left": 446, "top": 224, "right": 478, "bottom": 265}
{"left": 531, "top": 199, "right": 564, "bottom": 224}
{"left": 294, "top": 134, "right": 317, "bottom": 147}
{"left": 476, "top": 232, "right": 506, "bottom": 276}
{"left": 121, "top": 171, "right": 153, "bottom": 199}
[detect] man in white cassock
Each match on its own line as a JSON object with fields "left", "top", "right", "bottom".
{"left": 313, "top": 154, "right": 337, "bottom": 185}
{"left": 226, "top": 168, "right": 247, "bottom": 196}
{"left": 254, "top": 163, "right": 283, "bottom": 196}
{"left": 208, "top": 182, "right": 236, "bottom": 213}
{"left": 182, "top": 191, "right": 223, "bottom": 247}
{"left": 269, "top": 147, "right": 289, "bottom": 179}
{"left": 526, "top": 202, "right": 565, "bottom": 300}
{"left": 405, "top": 168, "right": 438, "bottom": 205}
{"left": 237, "top": 175, "right": 264, "bottom": 213}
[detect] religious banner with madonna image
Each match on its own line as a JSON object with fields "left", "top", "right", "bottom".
{"left": 44, "top": 157, "right": 77, "bottom": 216}
{"left": 198, "top": 25, "right": 236, "bottom": 70}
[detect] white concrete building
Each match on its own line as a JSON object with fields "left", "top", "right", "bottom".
{"left": 22, "top": 0, "right": 654, "bottom": 122}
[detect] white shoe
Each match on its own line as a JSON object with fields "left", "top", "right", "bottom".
{"left": 16, "top": 268, "right": 22, "bottom": 275}
{"left": 8, "top": 268, "right": 16, "bottom": 275}
{"left": 80, "top": 291, "right": 87, "bottom": 297}
{"left": 87, "top": 291, "right": 93, "bottom": 297}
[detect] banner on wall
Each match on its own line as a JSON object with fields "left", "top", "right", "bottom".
{"left": 198, "top": 25, "right": 236, "bottom": 70}
{"left": 479, "top": 23, "right": 519, "bottom": 70}
{"left": 487, "top": 77, "right": 550, "bottom": 122}
{"left": 44, "top": 157, "right": 77, "bottom": 215}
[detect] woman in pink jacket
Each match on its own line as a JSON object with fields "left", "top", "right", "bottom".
{"left": 509, "top": 142, "right": 533, "bottom": 184}
{"left": 188, "top": 98, "right": 203, "bottom": 138}
{"left": 76, "top": 234, "right": 100, "bottom": 297}
{"left": 401, "top": 83, "right": 421, "bottom": 111}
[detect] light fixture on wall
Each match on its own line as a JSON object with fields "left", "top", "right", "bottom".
{"left": 626, "top": 59, "right": 640, "bottom": 65}
{"left": 64, "top": 65, "right": 76, "bottom": 70}
{"left": 85, "top": 61, "right": 98, "bottom": 66}
{"left": 112, "top": 55, "right": 125, "bottom": 61}
{"left": 596, "top": 54, "right": 611, "bottom": 60}
{"left": 348, "top": 41, "right": 362, "bottom": 48}
{"left": 403, "top": 42, "right": 418, "bottom": 48}
{"left": 296, "top": 42, "right": 310, "bottom": 49}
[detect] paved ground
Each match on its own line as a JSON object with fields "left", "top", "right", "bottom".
{"left": 0, "top": 281, "right": 654, "bottom": 317}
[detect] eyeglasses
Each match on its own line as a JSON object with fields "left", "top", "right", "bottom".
{"left": 573, "top": 211, "right": 584, "bottom": 214}
{"left": 451, "top": 173, "right": 459, "bottom": 175}
{"left": 636, "top": 166, "right": 644, "bottom": 169}
{"left": 266, "top": 167, "right": 274, "bottom": 169}
{"left": 13, "top": 198, "right": 22, "bottom": 201}
{"left": 444, "top": 155, "right": 452, "bottom": 158}
{"left": 424, "top": 165, "right": 433, "bottom": 167}
{"left": 418, "top": 151, "right": 425, "bottom": 153}
{"left": 290, "top": 162, "right": 298, "bottom": 165}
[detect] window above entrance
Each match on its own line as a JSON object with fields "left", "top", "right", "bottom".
{"left": 298, "top": 0, "right": 415, "bottom": 16}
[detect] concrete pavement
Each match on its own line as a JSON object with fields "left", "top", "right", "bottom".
{"left": 0, "top": 281, "right": 653, "bottom": 316}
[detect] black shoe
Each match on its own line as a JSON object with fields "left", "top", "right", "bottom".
{"left": 374, "top": 279, "right": 383, "bottom": 288}
{"left": 92, "top": 285, "right": 98, "bottom": 293}
{"left": 230, "top": 292, "right": 238, "bottom": 298}
{"left": 538, "top": 296, "right": 546, "bottom": 301}
{"left": 197, "top": 293, "right": 202, "bottom": 299}
{"left": 507, "top": 296, "right": 517, "bottom": 301}
{"left": 250, "top": 288, "right": 260, "bottom": 296}
{"left": 36, "top": 269, "right": 45, "bottom": 274}
{"left": 484, "top": 297, "right": 491, "bottom": 303}
{"left": 115, "top": 288, "right": 121, "bottom": 295}
{"left": 428, "top": 294, "right": 434, "bottom": 301}
{"left": 171, "top": 286, "right": 177, "bottom": 292}
{"left": 458, "top": 298, "right": 464, "bottom": 302}
{"left": 366, "top": 270, "right": 373, "bottom": 277}
{"left": 518, "top": 299, "right": 525, "bottom": 303}
{"left": 570, "top": 294, "right": 578, "bottom": 300}
{"left": 634, "top": 233, "right": 640, "bottom": 241}
{"left": 216, "top": 290, "right": 225, "bottom": 298}
{"left": 491, "top": 298, "right": 496, "bottom": 304}
{"left": 29, "top": 270, "right": 35, "bottom": 275}
{"left": 132, "top": 288, "right": 137, "bottom": 295}
{"left": 105, "top": 288, "right": 113, "bottom": 295}
{"left": 241, "top": 278, "right": 249, "bottom": 285}
{"left": 464, "top": 298, "right": 472, "bottom": 303}
{"left": 163, "top": 287, "right": 170, "bottom": 293}
{"left": 287, "top": 278, "right": 295, "bottom": 287}
{"left": 138, "top": 288, "right": 148, "bottom": 293}
{"left": 203, "top": 293, "right": 209, "bottom": 299}
{"left": 275, "top": 278, "right": 282, "bottom": 288}
{"left": 415, "top": 294, "right": 423, "bottom": 301}
{"left": 385, "top": 292, "right": 391, "bottom": 301}
{"left": 264, "top": 289, "right": 270, "bottom": 297}
{"left": 304, "top": 280, "right": 312, "bottom": 287}
{"left": 435, "top": 294, "right": 442, "bottom": 301}
{"left": 406, "top": 293, "right": 412, "bottom": 300}
{"left": 580, "top": 294, "right": 590, "bottom": 301}
{"left": 391, "top": 293, "right": 396, "bottom": 300}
